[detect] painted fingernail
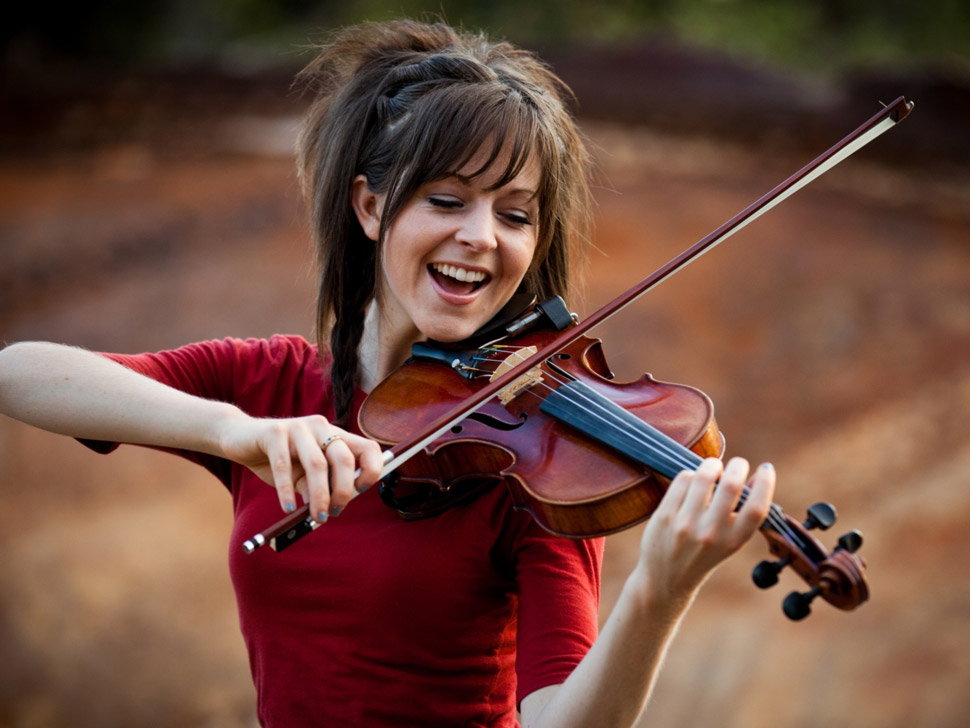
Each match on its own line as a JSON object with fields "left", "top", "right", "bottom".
{"left": 285, "top": 501, "right": 296, "bottom": 512}
{"left": 761, "top": 462, "right": 774, "bottom": 470}
{"left": 316, "top": 511, "right": 329, "bottom": 523}
{"left": 331, "top": 507, "right": 343, "bottom": 517}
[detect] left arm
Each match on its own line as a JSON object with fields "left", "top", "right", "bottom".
{"left": 521, "top": 457, "right": 775, "bottom": 727}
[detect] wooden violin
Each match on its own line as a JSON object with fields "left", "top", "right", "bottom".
{"left": 243, "top": 96, "right": 914, "bottom": 620}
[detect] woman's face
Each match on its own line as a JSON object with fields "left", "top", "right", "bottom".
{"left": 356, "top": 148, "right": 541, "bottom": 345}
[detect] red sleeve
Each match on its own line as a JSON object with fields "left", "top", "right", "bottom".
{"left": 513, "top": 527, "right": 605, "bottom": 706}
{"left": 77, "top": 335, "right": 326, "bottom": 491}
{"left": 77, "top": 338, "right": 253, "bottom": 486}
{"left": 102, "top": 339, "right": 239, "bottom": 398}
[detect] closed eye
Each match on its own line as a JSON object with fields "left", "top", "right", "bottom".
{"left": 429, "top": 196, "right": 532, "bottom": 226}
{"left": 428, "top": 196, "right": 462, "bottom": 209}
{"left": 502, "top": 212, "right": 533, "bottom": 226}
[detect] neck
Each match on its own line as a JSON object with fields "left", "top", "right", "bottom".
{"left": 358, "top": 299, "right": 422, "bottom": 393}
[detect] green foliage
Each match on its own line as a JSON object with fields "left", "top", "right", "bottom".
{"left": 660, "top": 0, "right": 970, "bottom": 73}
{"left": 4, "top": 0, "right": 968, "bottom": 74}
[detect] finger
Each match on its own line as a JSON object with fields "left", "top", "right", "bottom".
{"left": 733, "top": 462, "right": 776, "bottom": 535}
{"left": 680, "top": 457, "right": 723, "bottom": 514}
{"left": 292, "top": 425, "right": 332, "bottom": 522}
{"left": 323, "top": 436, "right": 357, "bottom": 514}
{"left": 708, "top": 456, "right": 750, "bottom": 519}
{"left": 294, "top": 477, "right": 310, "bottom": 506}
{"left": 267, "top": 424, "right": 298, "bottom": 513}
{"left": 656, "top": 467, "right": 694, "bottom": 519}
{"left": 342, "top": 434, "right": 384, "bottom": 491}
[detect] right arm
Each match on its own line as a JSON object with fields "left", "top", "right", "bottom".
{"left": 0, "top": 341, "right": 383, "bottom": 518}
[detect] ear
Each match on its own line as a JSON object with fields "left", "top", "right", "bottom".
{"left": 351, "top": 175, "right": 383, "bottom": 242}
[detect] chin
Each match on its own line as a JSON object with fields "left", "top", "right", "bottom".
{"left": 419, "top": 316, "right": 483, "bottom": 344}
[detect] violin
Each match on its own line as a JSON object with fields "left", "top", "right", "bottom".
{"left": 242, "top": 96, "right": 914, "bottom": 621}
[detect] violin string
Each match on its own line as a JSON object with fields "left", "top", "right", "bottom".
{"left": 481, "top": 348, "right": 706, "bottom": 475}
{"left": 531, "top": 375, "right": 798, "bottom": 544}
{"left": 478, "top": 346, "right": 799, "bottom": 545}
{"left": 529, "top": 377, "right": 798, "bottom": 544}
{"left": 481, "top": 347, "right": 710, "bottom": 477}
{"left": 483, "top": 345, "right": 710, "bottom": 477}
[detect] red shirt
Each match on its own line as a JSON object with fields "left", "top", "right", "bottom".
{"left": 94, "top": 335, "right": 604, "bottom": 727}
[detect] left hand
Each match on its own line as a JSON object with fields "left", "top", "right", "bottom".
{"left": 635, "top": 456, "right": 775, "bottom": 610}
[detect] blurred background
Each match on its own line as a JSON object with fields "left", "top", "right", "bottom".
{"left": 2, "top": 1, "right": 969, "bottom": 726}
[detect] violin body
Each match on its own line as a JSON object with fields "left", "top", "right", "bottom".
{"left": 359, "top": 316, "right": 869, "bottom": 620}
{"left": 359, "top": 331, "right": 723, "bottom": 537}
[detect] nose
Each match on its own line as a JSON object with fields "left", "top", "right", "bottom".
{"left": 455, "top": 203, "right": 498, "bottom": 252}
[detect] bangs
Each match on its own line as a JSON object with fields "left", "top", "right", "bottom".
{"left": 381, "top": 82, "right": 550, "bottom": 224}
{"left": 434, "top": 89, "right": 538, "bottom": 189}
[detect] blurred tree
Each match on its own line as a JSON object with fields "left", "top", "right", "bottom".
{"left": 2, "top": 0, "right": 967, "bottom": 76}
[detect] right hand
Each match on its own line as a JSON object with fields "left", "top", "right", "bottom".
{"left": 218, "top": 413, "right": 385, "bottom": 520}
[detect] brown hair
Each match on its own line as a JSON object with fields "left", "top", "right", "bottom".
{"left": 295, "top": 19, "right": 593, "bottom": 423}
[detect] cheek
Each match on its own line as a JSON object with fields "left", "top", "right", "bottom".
{"left": 508, "top": 238, "right": 539, "bottom": 282}
{"left": 379, "top": 235, "right": 417, "bottom": 289}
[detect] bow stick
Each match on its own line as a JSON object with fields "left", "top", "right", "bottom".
{"left": 243, "top": 95, "right": 914, "bottom": 554}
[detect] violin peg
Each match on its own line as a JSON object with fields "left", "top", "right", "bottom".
{"left": 752, "top": 557, "right": 789, "bottom": 589}
{"left": 783, "top": 586, "right": 821, "bottom": 621}
{"left": 837, "top": 529, "right": 864, "bottom": 554}
{"left": 803, "top": 502, "right": 837, "bottom": 531}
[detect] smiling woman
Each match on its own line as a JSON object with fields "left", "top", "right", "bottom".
{"left": 351, "top": 147, "right": 541, "bottom": 355}
{"left": 297, "top": 24, "right": 594, "bottom": 424}
{"left": 0, "top": 18, "right": 776, "bottom": 728}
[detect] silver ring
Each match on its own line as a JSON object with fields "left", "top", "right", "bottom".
{"left": 321, "top": 434, "right": 343, "bottom": 452}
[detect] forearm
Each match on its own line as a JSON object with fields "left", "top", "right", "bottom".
{"left": 0, "top": 341, "right": 243, "bottom": 455}
{"left": 526, "top": 459, "right": 775, "bottom": 727}
{"left": 527, "top": 566, "right": 692, "bottom": 728}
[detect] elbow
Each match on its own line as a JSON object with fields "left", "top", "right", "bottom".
{"left": 0, "top": 341, "right": 32, "bottom": 407}
{"left": 0, "top": 341, "right": 63, "bottom": 409}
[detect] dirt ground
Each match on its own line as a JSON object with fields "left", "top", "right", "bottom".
{"left": 1, "top": 74, "right": 969, "bottom": 727}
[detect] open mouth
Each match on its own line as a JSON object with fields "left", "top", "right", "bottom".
{"left": 429, "top": 263, "right": 490, "bottom": 296}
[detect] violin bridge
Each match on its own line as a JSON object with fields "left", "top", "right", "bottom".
{"left": 490, "top": 345, "right": 544, "bottom": 405}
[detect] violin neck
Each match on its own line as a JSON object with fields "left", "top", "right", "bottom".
{"left": 539, "top": 377, "right": 803, "bottom": 540}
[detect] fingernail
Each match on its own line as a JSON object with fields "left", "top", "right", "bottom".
{"left": 761, "top": 462, "right": 774, "bottom": 470}
{"left": 316, "top": 511, "right": 329, "bottom": 523}
{"left": 358, "top": 484, "right": 370, "bottom": 493}
{"left": 284, "top": 501, "right": 296, "bottom": 512}
{"left": 331, "top": 506, "right": 343, "bottom": 517}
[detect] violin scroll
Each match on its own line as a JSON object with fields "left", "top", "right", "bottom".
{"left": 754, "top": 502, "right": 869, "bottom": 620}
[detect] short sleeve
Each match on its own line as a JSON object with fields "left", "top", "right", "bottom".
{"left": 76, "top": 335, "right": 326, "bottom": 490}
{"left": 76, "top": 338, "right": 259, "bottom": 486}
{"left": 98, "top": 338, "right": 245, "bottom": 401}
{"left": 512, "top": 526, "right": 604, "bottom": 706}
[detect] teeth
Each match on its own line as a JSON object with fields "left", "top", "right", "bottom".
{"left": 432, "top": 263, "right": 486, "bottom": 283}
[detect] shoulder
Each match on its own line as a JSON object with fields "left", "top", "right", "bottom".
{"left": 112, "top": 335, "right": 334, "bottom": 418}
{"left": 215, "top": 335, "right": 337, "bottom": 418}
{"left": 208, "top": 334, "right": 324, "bottom": 368}
{"left": 190, "top": 334, "right": 330, "bottom": 384}
{"left": 492, "top": 489, "right": 605, "bottom": 574}
{"left": 108, "top": 335, "right": 324, "bottom": 376}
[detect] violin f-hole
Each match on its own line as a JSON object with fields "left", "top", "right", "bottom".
{"left": 462, "top": 410, "right": 529, "bottom": 432}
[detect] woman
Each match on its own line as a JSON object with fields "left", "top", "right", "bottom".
{"left": 0, "top": 19, "right": 773, "bottom": 727}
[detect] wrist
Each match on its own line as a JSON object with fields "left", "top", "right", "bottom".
{"left": 624, "top": 562, "right": 698, "bottom": 623}
{"left": 205, "top": 403, "right": 249, "bottom": 458}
